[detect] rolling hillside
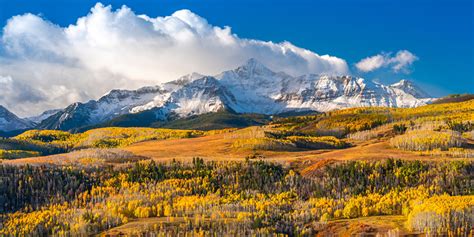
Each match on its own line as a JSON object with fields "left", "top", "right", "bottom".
{"left": 1, "top": 99, "right": 473, "bottom": 236}
{"left": 4, "top": 99, "right": 473, "bottom": 165}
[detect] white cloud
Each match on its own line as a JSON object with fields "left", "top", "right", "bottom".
{"left": 355, "top": 50, "right": 418, "bottom": 73}
{"left": 0, "top": 3, "right": 349, "bottom": 117}
{"left": 389, "top": 50, "right": 418, "bottom": 72}
{"left": 354, "top": 54, "right": 385, "bottom": 72}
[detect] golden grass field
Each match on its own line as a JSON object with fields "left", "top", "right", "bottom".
{"left": 100, "top": 215, "right": 415, "bottom": 237}
{"left": 316, "top": 215, "right": 416, "bottom": 237}
{"left": 124, "top": 128, "right": 473, "bottom": 176}
{"left": 5, "top": 124, "right": 471, "bottom": 178}
{"left": 101, "top": 217, "right": 239, "bottom": 236}
{"left": 4, "top": 100, "right": 472, "bottom": 171}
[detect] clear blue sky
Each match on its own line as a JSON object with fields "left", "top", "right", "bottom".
{"left": 1, "top": 0, "right": 473, "bottom": 96}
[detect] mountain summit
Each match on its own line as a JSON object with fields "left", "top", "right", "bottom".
{"left": 0, "top": 106, "right": 34, "bottom": 132}
{"left": 235, "top": 58, "right": 275, "bottom": 77}
{"left": 33, "top": 59, "right": 432, "bottom": 131}
{"left": 390, "top": 79, "right": 430, "bottom": 98}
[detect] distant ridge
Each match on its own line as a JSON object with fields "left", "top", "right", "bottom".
{"left": 0, "top": 105, "right": 34, "bottom": 132}
{"left": 432, "top": 94, "right": 474, "bottom": 104}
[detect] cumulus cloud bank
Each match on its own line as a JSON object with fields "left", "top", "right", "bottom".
{"left": 0, "top": 3, "right": 349, "bottom": 117}
{"left": 355, "top": 50, "right": 418, "bottom": 73}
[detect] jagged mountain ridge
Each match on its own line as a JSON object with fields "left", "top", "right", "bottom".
{"left": 26, "top": 109, "right": 62, "bottom": 124}
{"left": 33, "top": 58, "right": 433, "bottom": 131}
{"left": 0, "top": 106, "right": 35, "bottom": 132}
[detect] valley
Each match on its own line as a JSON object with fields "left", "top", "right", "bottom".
{"left": 0, "top": 99, "right": 473, "bottom": 236}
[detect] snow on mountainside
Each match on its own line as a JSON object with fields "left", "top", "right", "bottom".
{"left": 0, "top": 106, "right": 34, "bottom": 132}
{"left": 215, "top": 58, "right": 432, "bottom": 113}
{"left": 37, "top": 86, "right": 167, "bottom": 130}
{"left": 164, "top": 76, "right": 236, "bottom": 117}
{"left": 390, "top": 79, "right": 431, "bottom": 99}
{"left": 130, "top": 73, "right": 205, "bottom": 114}
{"left": 26, "top": 109, "right": 62, "bottom": 124}
{"left": 37, "top": 59, "right": 434, "bottom": 131}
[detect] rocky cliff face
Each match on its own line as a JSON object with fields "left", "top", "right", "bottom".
{"left": 36, "top": 58, "right": 433, "bottom": 130}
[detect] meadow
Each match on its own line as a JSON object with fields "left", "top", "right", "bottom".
{"left": 0, "top": 99, "right": 473, "bottom": 236}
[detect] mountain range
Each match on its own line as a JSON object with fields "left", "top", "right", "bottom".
{"left": 0, "top": 59, "right": 433, "bottom": 132}
{"left": 0, "top": 105, "right": 35, "bottom": 132}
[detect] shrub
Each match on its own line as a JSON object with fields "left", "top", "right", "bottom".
{"left": 13, "top": 127, "right": 205, "bottom": 152}
{"left": 15, "top": 130, "right": 74, "bottom": 143}
{"left": 0, "top": 149, "right": 40, "bottom": 159}
{"left": 311, "top": 128, "right": 346, "bottom": 138}
{"left": 347, "top": 129, "right": 379, "bottom": 141}
{"left": 54, "top": 148, "right": 148, "bottom": 164}
{"left": 468, "top": 131, "right": 474, "bottom": 139}
{"left": 390, "top": 130, "right": 465, "bottom": 151}
{"left": 419, "top": 147, "right": 474, "bottom": 158}
{"left": 446, "top": 120, "right": 473, "bottom": 133}
{"left": 224, "top": 126, "right": 266, "bottom": 140}
{"left": 231, "top": 135, "right": 347, "bottom": 151}
{"left": 286, "top": 136, "right": 347, "bottom": 149}
{"left": 346, "top": 123, "right": 393, "bottom": 141}
{"left": 407, "top": 195, "right": 474, "bottom": 236}
{"left": 393, "top": 124, "right": 407, "bottom": 135}
{"left": 231, "top": 138, "right": 297, "bottom": 151}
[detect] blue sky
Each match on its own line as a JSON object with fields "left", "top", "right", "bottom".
{"left": 0, "top": 0, "right": 472, "bottom": 115}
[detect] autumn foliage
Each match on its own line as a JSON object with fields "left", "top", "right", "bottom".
{"left": 0, "top": 159, "right": 472, "bottom": 236}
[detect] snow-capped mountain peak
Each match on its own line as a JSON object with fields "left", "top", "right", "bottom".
{"left": 233, "top": 58, "right": 275, "bottom": 78}
{"left": 35, "top": 59, "right": 435, "bottom": 131}
{"left": 391, "top": 79, "right": 411, "bottom": 87}
{"left": 176, "top": 72, "right": 205, "bottom": 84}
{"left": 390, "top": 79, "right": 430, "bottom": 98}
